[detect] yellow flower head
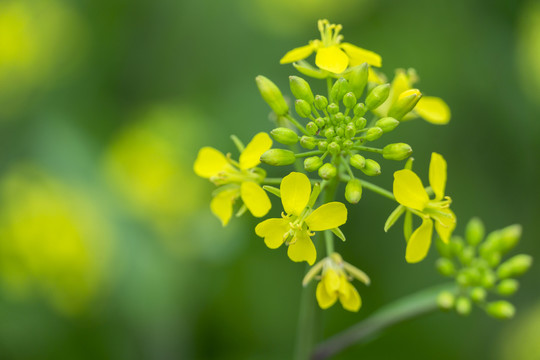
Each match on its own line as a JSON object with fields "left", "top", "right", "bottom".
{"left": 280, "top": 19, "right": 382, "bottom": 74}
{"left": 255, "top": 172, "right": 347, "bottom": 265}
{"left": 393, "top": 152, "right": 456, "bottom": 263}
{"left": 194, "top": 132, "right": 273, "bottom": 226}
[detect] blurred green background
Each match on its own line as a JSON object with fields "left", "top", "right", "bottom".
{"left": 0, "top": 0, "right": 539, "bottom": 359}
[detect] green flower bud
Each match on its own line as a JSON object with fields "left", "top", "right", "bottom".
{"left": 318, "top": 163, "right": 337, "bottom": 179}
{"left": 486, "top": 301, "right": 515, "bottom": 319}
{"left": 314, "top": 95, "right": 328, "bottom": 111}
{"left": 497, "top": 254, "right": 533, "bottom": 279}
{"left": 334, "top": 112, "right": 344, "bottom": 124}
{"left": 361, "top": 159, "right": 381, "bottom": 176}
{"left": 345, "top": 124, "right": 356, "bottom": 139}
{"left": 295, "top": 99, "right": 312, "bottom": 118}
{"left": 255, "top": 75, "right": 289, "bottom": 116}
{"left": 388, "top": 89, "right": 421, "bottom": 120}
{"left": 459, "top": 246, "right": 475, "bottom": 267}
{"left": 365, "top": 84, "right": 390, "bottom": 110}
{"left": 324, "top": 127, "right": 335, "bottom": 139}
{"left": 343, "top": 92, "right": 357, "bottom": 109}
{"left": 315, "top": 117, "right": 326, "bottom": 128}
{"left": 382, "top": 143, "right": 413, "bottom": 161}
{"left": 345, "top": 178, "right": 362, "bottom": 204}
{"left": 343, "top": 139, "right": 354, "bottom": 149}
{"left": 375, "top": 117, "right": 400, "bottom": 133}
{"left": 353, "top": 103, "right": 367, "bottom": 117}
{"left": 455, "top": 296, "right": 472, "bottom": 316}
{"left": 328, "top": 142, "right": 341, "bottom": 155}
{"left": 354, "top": 117, "right": 367, "bottom": 129}
{"left": 270, "top": 127, "right": 298, "bottom": 145}
{"left": 336, "top": 126, "right": 345, "bottom": 137}
{"left": 435, "top": 238, "right": 452, "bottom": 258}
{"left": 497, "top": 224, "right": 522, "bottom": 253}
{"left": 470, "top": 287, "right": 487, "bottom": 303}
{"left": 317, "top": 140, "right": 328, "bottom": 151}
{"left": 365, "top": 127, "right": 383, "bottom": 141}
{"left": 304, "top": 156, "right": 323, "bottom": 172}
{"left": 260, "top": 149, "right": 296, "bottom": 166}
{"left": 330, "top": 78, "right": 350, "bottom": 103}
{"left": 485, "top": 252, "right": 501, "bottom": 267}
{"left": 327, "top": 103, "right": 339, "bottom": 115}
{"left": 481, "top": 270, "right": 496, "bottom": 288}
{"left": 350, "top": 154, "right": 366, "bottom": 169}
{"left": 289, "top": 76, "right": 314, "bottom": 103}
{"left": 436, "top": 258, "right": 455, "bottom": 276}
{"left": 437, "top": 291, "right": 455, "bottom": 311}
{"left": 300, "top": 136, "right": 317, "bottom": 149}
{"left": 306, "top": 122, "right": 318, "bottom": 136}
{"left": 465, "top": 217, "right": 485, "bottom": 246}
{"left": 497, "top": 279, "right": 519, "bottom": 296}
{"left": 348, "top": 63, "right": 369, "bottom": 99}
{"left": 450, "top": 236, "right": 465, "bottom": 257}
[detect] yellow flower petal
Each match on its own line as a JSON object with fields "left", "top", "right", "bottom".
{"left": 340, "top": 42, "right": 382, "bottom": 68}
{"left": 255, "top": 218, "right": 290, "bottom": 249}
{"left": 323, "top": 269, "right": 340, "bottom": 294}
{"left": 305, "top": 202, "right": 347, "bottom": 231}
{"left": 287, "top": 230, "right": 316, "bottom": 265}
{"left": 405, "top": 218, "right": 433, "bottom": 263}
{"left": 193, "top": 147, "right": 230, "bottom": 178}
{"left": 280, "top": 172, "right": 311, "bottom": 216}
{"left": 415, "top": 96, "right": 451, "bottom": 125}
{"left": 239, "top": 132, "right": 273, "bottom": 170}
{"left": 429, "top": 152, "right": 447, "bottom": 201}
{"left": 240, "top": 181, "right": 271, "bottom": 218}
{"left": 393, "top": 170, "right": 429, "bottom": 211}
{"left": 368, "top": 68, "right": 386, "bottom": 84}
{"left": 210, "top": 188, "right": 239, "bottom": 226}
{"left": 433, "top": 208, "right": 456, "bottom": 244}
{"left": 315, "top": 46, "right": 349, "bottom": 74}
{"left": 339, "top": 282, "right": 362, "bottom": 312}
{"left": 316, "top": 280, "right": 338, "bottom": 309}
{"left": 280, "top": 44, "right": 315, "bottom": 64}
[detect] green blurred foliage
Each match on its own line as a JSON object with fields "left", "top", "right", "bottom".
{"left": 0, "top": 0, "right": 538, "bottom": 359}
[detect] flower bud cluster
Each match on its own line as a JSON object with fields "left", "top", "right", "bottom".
{"left": 436, "top": 218, "right": 532, "bottom": 319}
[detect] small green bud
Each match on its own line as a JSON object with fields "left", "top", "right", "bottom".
{"left": 343, "top": 139, "right": 354, "bottom": 149}
{"left": 289, "top": 76, "right": 314, "bottom": 103}
{"left": 450, "top": 236, "right": 465, "bottom": 257}
{"left": 300, "top": 136, "right": 317, "bottom": 150}
{"left": 435, "top": 258, "right": 456, "bottom": 276}
{"left": 318, "top": 163, "right": 337, "bottom": 179}
{"left": 388, "top": 89, "right": 421, "bottom": 120}
{"left": 465, "top": 217, "right": 485, "bottom": 246}
{"left": 365, "top": 127, "right": 383, "bottom": 141}
{"left": 327, "top": 103, "right": 339, "bottom": 115}
{"left": 334, "top": 112, "right": 344, "bottom": 124}
{"left": 304, "top": 156, "right": 323, "bottom": 172}
{"left": 481, "top": 270, "right": 496, "bottom": 288}
{"left": 361, "top": 159, "right": 381, "bottom": 176}
{"left": 375, "top": 117, "right": 400, "bottom": 133}
{"left": 497, "top": 279, "right": 519, "bottom": 296}
{"left": 317, "top": 140, "right": 328, "bottom": 151}
{"left": 260, "top": 149, "right": 296, "bottom": 166}
{"left": 314, "top": 117, "right": 326, "bottom": 128}
{"left": 343, "top": 92, "right": 357, "bottom": 109}
{"left": 455, "top": 296, "right": 472, "bottom": 316}
{"left": 486, "top": 301, "right": 515, "bottom": 319}
{"left": 497, "top": 224, "right": 522, "bottom": 253}
{"left": 348, "top": 63, "right": 369, "bottom": 99}
{"left": 497, "top": 254, "right": 533, "bottom": 279}
{"left": 382, "top": 143, "right": 413, "bottom": 161}
{"left": 470, "top": 287, "right": 487, "bottom": 303}
{"left": 270, "top": 127, "right": 298, "bottom": 145}
{"left": 350, "top": 154, "right": 366, "bottom": 169}
{"left": 345, "top": 124, "right": 356, "bottom": 139}
{"left": 330, "top": 78, "right": 350, "bottom": 103}
{"left": 354, "top": 117, "right": 367, "bottom": 129}
{"left": 336, "top": 126, "right": 345, "bottom": 137}
{"left": 345, "top": 178, "right": 362, "bottom": 204}
{"left": 295, "top": 99, "right": 312, "bottom": 118}
{"left": 437, "top": 291, "right": 455, "bottom": 311}
{"left": 255, "top": 75, "right": 289, "bottom": 116}
{"left": 306, "top": 122, "right": 318, "bottom": 136}
{"left": 328, "top": 142, "right": 341, "bottom": 155}
{"left": 324, "top": 127, "right": 335, "bottom": 139}
{"left": 314, "top": 95, "right": 328, "bottom": 111}
{"left": 353, "top": 103, "right": 367, "bottom": 117}
{"left": 365, "top": 84, "right": 390, "bottom": 110}
{"left": 486, "top": 252, "right": 502, "bottom": 268}
{"left": 459, "top": 246, "right": 475, "bottom": 266}
{"left": 435, "top": 238, "right": 453, "bottom": 258}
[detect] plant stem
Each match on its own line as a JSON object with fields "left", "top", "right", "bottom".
{"left": 352, "top": 145, "right": 383, "bottom": 154}
{"left": 341, "top": 176, "right": 395, "bottom": 201}
{"left": 285, "top": 114, "right": 310, "bottom": 136}
{"left": 312, "top": 282, "right": 455, "bottom": 360}
{"left": 296, "top": 150, "right": 324, "bottom": 158}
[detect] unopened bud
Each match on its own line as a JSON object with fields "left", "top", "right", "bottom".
{"left": 306, "top": 122, "right": 318, "bottom": 136}
{"left": 437, "top": 291, "right": 455, "bottom": 311}
{"left": 314, "top": 117, "right": 326, "bottom": 128}
{"left": 497, "top": 279, "right": 519, "bottom": 296}
{"left": 318, "top": 163, "right": 337, "bottom": 179}
{"left": 353, "top": 103, "right": 367, "bottom": 117}
{"left": 314, "top": 95, "right": 328, "bottom": 111}
{"left": 365, "top": 84, "right": 390, "bottom": 110}
{"left": 345, "top": 124, "right": 356, "bottom": 139}
{"left": 255, "top": 75, "right": 289, "bottom": 115}
{"left": 365, "top": 127, "right": 383, "bottom": 141}
{"left": 343, "top": 92, "right": 357, "bottom": 109}
{"left": 486, "top": 301, "right": 515, "bottom": 319}
{"left": 497, "top": 254, "right": 533, "bottom": 279}
{"left": 336, "top": 125, "right": 345, "bottom": 137}
{"left": 345, "top": 178, "right": 362, "bottom": 204}
{"left": 465, "top": 217, "right": 485, "bottom": 246}
{"left": 354, "top": 116, "right": 367, "bottom": 129}
{"left": 304, "top": 156, "right": 323, "bottom": 172}
{"left": 327, "top": 103, "right": 339, "bottom": 115}
{"left": 436, "top": 258, "right": 455, "bottom": 276}
{"left": 330, "top": 78, "right": 350, "bottom": 103}
{"left": 300, "top": 136, "right": 317, "bottom": 149}
{"left": 361, "top": 159, "right": 381, "bottom": 176}
{"left": 497, "top": 224, "right": 522, "bottom": 253}
{"left": 470, "top": 287, "right": 487, "bottom": 303}
{"left": 481, "top": 271, "right": 496, "bottom": 288}
{"left": 375, "top": 117, "right": 400, "bottom": 133}
{"left": 388, "top": 89, "right": 422, "bottom": 120}
{"left": 289, "top": 76, "right": 314, "bottom": 103}
{"left": 382, "top": 143, "right": 412, "bottom": 161}
{"left": 455, "top": 296, "right": 472, "bottom": 316}
{"left": 328, "top": 142, "right": 341, "bottom": 155}
{"left": 295, "top": 99, "right": 312, "bottom": 118}
{"left": 324, "top": 127, "right": 335, "bottom": 139}
{"left": 348, "top": 63, "right": 369, "bottom": 99}
{"left": 343, "top": 139, "right": 354, "bottom": 149}
{"left": 459, "top": 246, "right": 475, "bottom": 266}
{"left": 260, "top": 149, "right": 296, "bottom": 166}
{"left": 270, "top": 127, "right": 298, "bottom": 145}
{"left": 317, "top": 140, "right": 328, "bottom": 151}
{"left": 350, "top": 154, "right": 366, "bottom": 169}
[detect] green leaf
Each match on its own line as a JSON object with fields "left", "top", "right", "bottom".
{"left": 331, "top": 227, "right": 346, "bottom": 242}
{"left": 404, "top": 210, "right": 413, "bottom": 242}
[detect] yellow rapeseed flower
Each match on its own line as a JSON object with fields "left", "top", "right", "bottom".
{"left": 194, "top": 132, "right": 273, "bottom": 226}
{"left": 255, "top": 172, "right": 347, "bottom": 265}
{"left": 280, "top": 19, "right": 382, "bottom": 74}
{"left": 393, "top": 153, "right": 456, "bottom": 263}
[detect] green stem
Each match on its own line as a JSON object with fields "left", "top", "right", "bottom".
{"left": 312, "top": 283, "right": 455, "bottom": 360}
{"left": 295, "top": 263, "right": 321, "bottom": 360}
{"left": 296, "top": 150, "right": 324, "bottom": 158}
{"left": 352, "top": 146, "right": 383, "bottom": 154}
{"left": 340, "top": 176, "right": 395, "bottom": 201}
{"left": 285, "top": 114, "right": 310, "bottom": 136}
{"left": 327, "top": 77, "right": 333, "bottom": 102}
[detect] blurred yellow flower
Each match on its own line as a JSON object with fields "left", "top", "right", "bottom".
{"left": 255, "top": 172, "right": 347, "bottom": 265}
{"left": 194, "top": 132, "right": 273, "bottom": 226}
{"left": 280, "top": 19, "right": 381, "bottom": 74}
{"left": 393, "top": 153, "right": 456, "bottom": 263}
